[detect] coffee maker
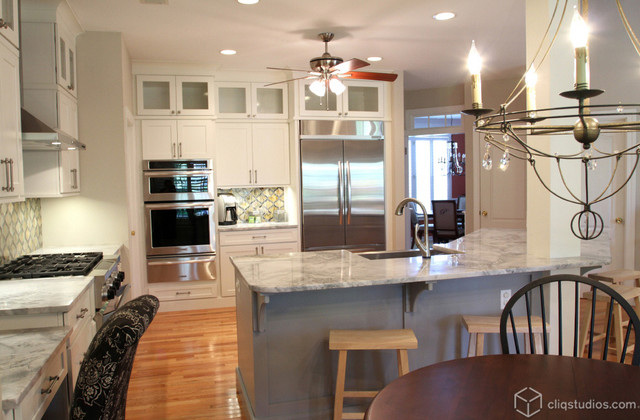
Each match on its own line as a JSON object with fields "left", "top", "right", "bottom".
{"left": 217, "top": 193, "right": 238, "bottom": 225}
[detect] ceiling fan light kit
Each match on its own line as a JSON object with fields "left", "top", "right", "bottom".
{"left": 462, "top": 0, "right": 640, "bottom": 240}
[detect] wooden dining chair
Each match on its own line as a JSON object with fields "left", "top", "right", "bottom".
{"left": 431, "top": 200, "right": 463, "bottom": 243}
{"left": 499, "top": 274, "right": 640, "bottom": 366}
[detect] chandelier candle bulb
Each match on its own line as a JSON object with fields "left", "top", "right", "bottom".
{"left": 525, "top": 68, "right": 537, "bottom": 115}
{"left": 467, "top": 40, "right": 483, "bottom": 107}
{"left": 570, "top": 9, "right": 590, "bottom": 90}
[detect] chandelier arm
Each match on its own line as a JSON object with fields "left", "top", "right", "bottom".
{"left": 528, "top": 159, "right": 582, "bottom": 205}
{"left": 616, "top": 0, "right": 640, "bottom": 57}
{"left": 555, "top": 158, "right": 584, "bottom": 203}
{"left": 590, "top": 142, "right": 639, "bottom": 158}
{"left": 590, "top": 155, "right": 621, "bottom": 203}
{"left": 503, "top": 0, "right": 568, "bottom": 106}
{"left": 591, "top": 151, "right": 640, "bottom": 204}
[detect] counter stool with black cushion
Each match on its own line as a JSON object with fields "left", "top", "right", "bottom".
{"left": 70, "top": 295, "right": 160, "bottom": 420}
{"left": 579, "top": 283, "right": 640, "bottom": 360}
{"left": 329, "top": 329, "right": 418, "bottom": 420}
{"left": 462, "top": 315, "right": 547, "bottom": 356}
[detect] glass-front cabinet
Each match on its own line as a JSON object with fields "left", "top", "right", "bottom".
{"left": 216, "top": 82, "right": 288, "bottom": 119}
{"left": 0, "top": 0, "right": 19, "bottom": 48}
{"left": 136, "top": 75, "right": 214, "bottom": 116}
{"left": 297, "top": 79, "right": 384, "bottom": 118}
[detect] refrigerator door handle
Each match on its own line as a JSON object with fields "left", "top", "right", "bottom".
{"left": 338, "top": 160, "right": 344, "bottom": 225}
{"left": 346, "top": 161, "right": 352, "bottom": 224}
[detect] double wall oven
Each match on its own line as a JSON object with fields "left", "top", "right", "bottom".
{"left": 143, "top": 160, "right": 216, "bottom": 283}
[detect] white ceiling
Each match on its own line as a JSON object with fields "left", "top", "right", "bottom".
{"left": 64, "top": 0, "right": 639, "bottom": 94}
{"left": 64, "top": 0, "right": 527, "bottom": 91}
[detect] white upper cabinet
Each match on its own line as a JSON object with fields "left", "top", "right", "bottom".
{"left": 137, "top": 75, "right": 214, "bottom": 116}
{"left": 23, "top": 148, "right": 81, "bottom": 197}
{"left": 141, "top": 119, "right": 213, "bottom": 160}
{"left": 216, "top": 82, "right": 288, "bottom": 120}
{"left": 56, "top": 21, "right": 77, "bottom": 97}
{"left": 297, "top": 79, "right": 384, "bottom": 119}
{"left": 0, "top": 0, "right": 19, "bottom": 48}
{"left": 0, "top": 35, "right": 23, "bottom": 201}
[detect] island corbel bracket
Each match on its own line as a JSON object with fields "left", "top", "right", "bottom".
{"left": 403, "top": 282, "right": 434, "bottom": 313}
{"left": 253, "top": 292, "right": 270, "bottom": 332}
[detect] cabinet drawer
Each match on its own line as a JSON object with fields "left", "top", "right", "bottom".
{"left": 150, "top": 282, "right": 218, "bottom": 301}
{"left": 218, "top": 228, "right": 298, "bottom": 246}
{"left": 13, "top": 345, "right": 67, "bottom": 420}
{"left": 69, "top": 319, "right": 95, "bottom": 391}
{"left": 63, "top": 288, "right": 93, "bottom": 335}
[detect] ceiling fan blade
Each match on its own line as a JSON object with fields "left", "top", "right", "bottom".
{"left": 341, "top": 71, "right": 398, "bottom": 82}
{"left": 263, "top": 75, "right": 315, "bottom": 87}
{"left": 330, "top": 58, "right": 370, "bottom": 74}
{"left": 267, "top": 66, "right": 312, "bottom": 73}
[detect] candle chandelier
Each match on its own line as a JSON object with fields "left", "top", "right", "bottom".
{"left": 463, "top": 0, "right": 640, "bottom": 240}
{"left": 439, "top": 141, "right": 466, "bottom": 176}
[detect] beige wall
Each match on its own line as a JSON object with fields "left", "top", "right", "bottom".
{"left": 41, "top": 32, "right": 130, "bottom": 248}
{"left": 404, "top": 84, "right": 464, "bottom": 110}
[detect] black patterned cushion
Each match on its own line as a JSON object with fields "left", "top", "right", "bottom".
{"left": 70, "top": 295, "right": 159, "bottom": 420}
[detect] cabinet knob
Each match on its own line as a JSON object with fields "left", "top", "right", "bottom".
{"left": 481, "top": 210, "right": 488, "bottom": 217}
{"left": 171, "top": 110, "right": 176, "bottom": 114}
{"left": 0, "top": 19, "right": 8, "bottom": 29}
{"left": 615, "top": 217, "right": 624, "bottom": 224}
{"left": 177, "top": 110, "right": 181, "bottom": 114}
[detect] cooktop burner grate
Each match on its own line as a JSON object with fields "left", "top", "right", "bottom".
{"left": 0, "top": 252, "right": 104, "bottom": 279}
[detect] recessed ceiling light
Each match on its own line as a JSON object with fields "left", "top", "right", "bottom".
{"left": 220, "top": 49, "right": 237, "bottom": 55}
{"left": 237, "top": 0, "right": 259, "bottom": 4}
{"left": 433, "top": 12, "right": 456, "bottom": 21}
{"left": 367, "top": 56, "right": 383, "bottom": 62}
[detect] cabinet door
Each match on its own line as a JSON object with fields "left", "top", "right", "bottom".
{"left": 216, "top": 82, "right": 251, "bottom": 119}
{"left": 57, "top": 88, "right": 78, "bottom": 139}
{"left": 176, "top": 120, "right": 213, "bottom": 158}
{"left": 59, "top": 149, "right": 80, "bottom": 193}
{"left": 56, "top": 23, "right": 77, "bottom": 98}
{"left": 0, "top": 37, "right": 22, "bottom": 200}
{"left": 176, "top": 76, "right": 214, "bottom": 116}
{"left": 141, "top": 120, "right": 177, "bottom": 159}
{"left": 344, "top": 81, "right": 384, "bottom": 118}
{"left": 219, "top": 243, "right": 258, "bottom": 297}
{"left": 297, "top": 80, "right": 340, "bottom": 117}
{"left": 261, "top": 241, "right": 299, "bottom": 255}
{"left": 137, "top": 75, "right": 177, "bottom": 116}
{"left": 253, "top": 83, "right": 288, "bottom": 119}
{"left": 0, "top": 0, "right": 19, "bottom": 48}
{"left": 215, "top": 123, "right": 253, "bottom": 187}
{"left": 251, "top": 123, "right": 290, "bottom": 186}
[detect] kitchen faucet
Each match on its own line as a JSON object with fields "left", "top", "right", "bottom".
{"left": 395, "top": 198, "right": 430, "bottom": 258}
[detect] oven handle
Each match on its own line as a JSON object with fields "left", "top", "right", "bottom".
{"left": 143, "top": 170, "right": 212, "bottom": 177}
{"left": 147, "top": 255, "right": 217, "bottom": 266}
{"left": 144, "top": 201, "right": 214, "bottom": 210}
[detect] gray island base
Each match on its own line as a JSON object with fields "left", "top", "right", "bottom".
{"left": 231, "top": 229, "right": 609, "bottom": 420}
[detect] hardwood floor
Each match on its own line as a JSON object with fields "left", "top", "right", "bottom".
{"left": 126, "top": 307, "right": 248, "bottom": 420}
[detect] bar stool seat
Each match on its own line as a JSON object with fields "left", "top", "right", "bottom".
{"left": 462, "top": 315, "right": 547, "bottom": 356}
{"left": 588, "top": 269, "right": 640, "bottom": 287}
{"left": 579, "top": 283, "right": 640, "bottom": 359}
{"left": 329, "top": 329, "right": 418, "bottom": 420}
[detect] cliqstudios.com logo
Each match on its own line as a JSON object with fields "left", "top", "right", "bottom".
{"left": 513, "top": 387, "right": 638, "bottom": 417}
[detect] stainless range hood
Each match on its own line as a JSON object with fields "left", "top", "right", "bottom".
{"left": 21, "top": 109, "right": 86, "bottom": 151}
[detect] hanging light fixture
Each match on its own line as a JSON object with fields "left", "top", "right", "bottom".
{"left": 463, "top": 0, "right": 640, "bottom": 240}
{"left": 439, "top": 141, "right": 466, "bottom": 176}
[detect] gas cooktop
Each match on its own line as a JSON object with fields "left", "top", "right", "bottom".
{"left": 0, "top": 252, "right": 103, "bottom": 279}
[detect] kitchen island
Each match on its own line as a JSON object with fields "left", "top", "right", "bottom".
{"left": 231, "top": 229, "right": 609, "bottom": 420}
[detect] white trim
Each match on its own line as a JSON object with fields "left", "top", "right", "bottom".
{"left": 405, "top": 105, "right": 464, "bottom": 132}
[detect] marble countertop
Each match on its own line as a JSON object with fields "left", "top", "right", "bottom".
{"left": 0, "top": 276, "right": 94, "bottom": 316}
{"left": 231, "top": 229, "right": 610, "bottom": 293}
{"left": 0, "top": 326, "right": 72, "bottom": 410}
{"left": 218, "top": 222, "right": 298, "bottom": 232}
{"left": 31, "top": 244, "right": 122, "bottom": 256}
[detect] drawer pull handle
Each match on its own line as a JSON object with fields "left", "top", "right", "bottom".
{"left": 41, "top": 375, "right": 60, "bottom": 394}
{"left": 252, "top": 235, "right": 267, "bottom": 239}
{"left": 76, "top": 308, "right": 89, "bottom": 319}
{"left": 176, "top": 291, "right": 191, "bottom": 295}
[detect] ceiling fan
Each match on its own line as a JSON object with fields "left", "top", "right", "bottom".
{"left": 266, "top": 32, "right": 398, "bottom": 96}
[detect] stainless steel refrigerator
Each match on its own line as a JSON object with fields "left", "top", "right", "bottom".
{"left": 300, "top": 120, "right": 385, "bottom": 251}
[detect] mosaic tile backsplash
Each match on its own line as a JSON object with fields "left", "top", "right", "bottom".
{"left": 219, "top": 187, "right": 285, "bottom": 223}
{"left": 0, "top": 199, "right": 43, "bottom": 264}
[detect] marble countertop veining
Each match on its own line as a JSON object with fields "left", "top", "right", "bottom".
{"left": 217, "top": 222, "right": 298, "bottom": 232}
{"left": 0, "top": 327, "right": 72, "bottom": 410}
{"left": 231, "top": 229, "right": 610, "bottom": 294}
{"left": 0, "top": 276, "right": 94, "bottom": 316}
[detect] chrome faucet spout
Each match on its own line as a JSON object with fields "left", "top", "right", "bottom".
{"left": 394, "top": 198, "right": 430, "bottom": 258}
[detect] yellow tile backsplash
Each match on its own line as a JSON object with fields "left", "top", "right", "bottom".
{"left": 219, "top": 187, "right": 285, "bottom": 222}
{"left": 0, "top": 199, "right": 43, "bottom": 264}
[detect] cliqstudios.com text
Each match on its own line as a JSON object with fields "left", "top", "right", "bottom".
{"left": 548, "top": 399, "right": 637, "bottom": 411}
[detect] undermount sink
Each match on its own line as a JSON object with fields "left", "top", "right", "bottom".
{"left": 358, "top": 249, "right": 453, "bottom": 260}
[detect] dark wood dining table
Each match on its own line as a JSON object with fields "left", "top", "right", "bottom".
{"left": 365, "top": 354, "right": 640, "bottom": 420}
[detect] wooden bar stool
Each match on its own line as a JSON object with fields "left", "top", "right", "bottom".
{"left": 462, "top": 315, "right": 547, "bottom": 356}
{"left": 329, "top": 329, "right": 418, "bottom": 420}
{"left": 588, "top": 269, "right": 640, "bottom": 287}
{"left": 579, "top": 283, "right": 640, "bottom": 359}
